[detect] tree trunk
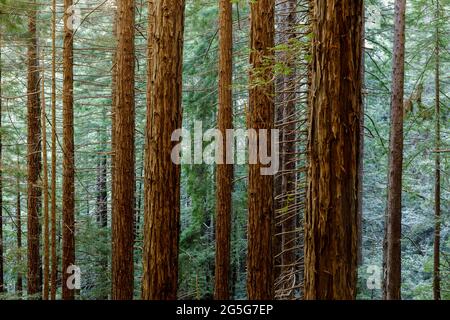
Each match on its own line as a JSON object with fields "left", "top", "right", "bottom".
{"left": 433, "top": 0, "right": 441, "bottom": 302}
{"left": 304, "top": 0, "right": 363, "bottom": 300}
{"left": 96, "top": 157, "right": 108, "bottom": 228}
{"left": 16, "top": 162, "right": 23, "bottom": 296}
{"left": 96, "top": 147, "right": 108, "bottom": 299}
{"left": 111, "top": 0, "right": 135, "bottom": 300}
{"left": 280, "top": 0, "right": 297, "bottom": 289}
{"left": 357, "top": 0, "right": 366, "bottom": 267}
{"left": 135, "top": 147, "right": 144, "bottom": 238}
{"left": 62, "top": 0, "right": 75, "bottom": 300}
{"left": 247, "top": 0, "right": 275, "bottom": 300}
{"left": 27, "top": 3, "right": 42, "bottom": 298}
{"left": 110, "top": 0, "right": 118, "bottom": 272}
{"left": 273, "top": 8, "right": 284, "bottom": 283}
{"left": 214, "top": 0, "right": 233, "bottom": 300}
{"left": 141, "top": 0, "right": 185, "bottom": 300}
{"left": 109, "top": 4, "right": 117, "bottom": 300}
{"left": 50, "top": 0, "right": 58, "bottom": 300}
{"left": 384, "top": 0, "right": 406, "bottom": 300}
{"left": 41, "top": 57, "right": 50, "bottom": 300}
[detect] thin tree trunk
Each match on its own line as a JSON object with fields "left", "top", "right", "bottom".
{"left": 111, "top": 0, "right": 135, "bottom": 300}
{"left": 304, "top": 0, "right": 363, "bottom": 300}
{"left": 50, "top": 0, "right": 57, "bottom": 300}
{"left": 110, "top": 0, "right": 117, "bottom": 277}
{"left": 247, "top": 0, "right": 275, "bottom": 300}
{"left": 96, "top": 148, "right": 108, "bottom": 299}
{"left": 41, "top": 55, "right": 50, "bottom": 300}
{"left": 135, "top": 147, "right": 144, "bottom": 238}
{"left": 142, "top": 0, "right": 185, "bottom": 300}
{"left": 280, "top": 0, "right": 297, "bottom": 288}
{"left": 109, "top": 4, "right": 117, "bottom": 299}
{"left": 62, "top": 0, "right": 75, "bottom": 300}
{"left": 357, "top": 0, "right": 366, "bottom": 267}
{"left": 16, "top": 164, "right": 23, "bottom": 297}
{"left": 385, "top": 0, "right": 406, "bottom": 300}
{"left": 27, "top": 2, "right": 42, "bottom": 298}
{"left": 214, "top": 0, "right": 233, "bottom": 300}
{"left": 433, "top": 0, "right": 441, "bottom": 301}
{"left": 96, "top": 156, "right": 108, "bottom": 228}
{"left": 273, "top": 6, "right": 284, "bottom": 283}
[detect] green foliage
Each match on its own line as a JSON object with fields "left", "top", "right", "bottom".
{"left": 361, "top": 0, "right": 449, "bottom": 300}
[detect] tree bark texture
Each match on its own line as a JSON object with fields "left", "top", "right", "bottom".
{"left": 50, "top": 0, "right": 58, "bottom": 300}
{"left": 304, "top": 0, "right": 363, "bottom": 300}
{"left": 214, "top": 0, "right": 233, "bottom": 300}
{"left": 41, "top": 60, "right": 50, "bottom": 300}
{"left": 280, "top": 0, "right": 297, "bottom": 282}
{"left": 385, "top": 0, "right": 406, "bottom": 301}
{"left": 247, "top": 0, "right": 275, "bottom": 300}
{"left": 112, "top": 0, "right": 135, "bottom": 300}
{"left": 27, "top": 4, "right": 42, "bottom": 298}
{"left": 62, "top": 0, "right": 75, "bottom": 300}
{"left": 142, "top": 0, "right": 185, "bottom": 300}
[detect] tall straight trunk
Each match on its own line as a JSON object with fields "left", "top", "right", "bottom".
{"left": 247, "top": 0, "right": 275, "bottom": 300}
{"left": 280, "top": 0, "right": 297, "bottom": 283}
{"left": 16, "top": 161, "right": 23, "bottom": 296}
{"left": 273, "top": 33, "right": 283, "bottom": 285}
{"left": 96, "top": 156, "right": 108, "bottom": 228}
{"left": 62, "top": 0, "right": 75, "bottom": 300}
{"left": 110, "top": 0, "right": 118, "bottom": 273}
{"left": 96, "top": 148, "right": 108, "bottom": 299}
{"left": 41, "top": 58, "right": 50, "bottom": 300}
{"left": 384, "top": 0, "right": 406, "bottom": 300}
{"left": 111, "top": 0, "right": 135, "bottom": 300}
{"left": 0, "top": 27, "right": 3, "bottom": 294}
{"left": 135, "top": 147, "right": 144, "bottom": 238}
{"left": 142, "top": 0, "right": 185, "bottom": 300}
{"left": 304, "top": 0, "right": 363, "bottom": 300}
{"left": 50, "top": 0, "right": 57, "bottom": 300}
{"left": 27, "top": 2, "right": 42, "bottom": 298}
{"left": 273, "top": 0, "right": 286, "bottom": 283}
{"left": 273, "top": 0, "right": 298, "bottom": 297}
{"left": 357, "top": 0, "right": 366, "bottom": 267}
{"left": 214, "top": 0, "right": 233, "bottom": 300}
{"left": 433, "top": 0, "right": 441, "bottom": 301}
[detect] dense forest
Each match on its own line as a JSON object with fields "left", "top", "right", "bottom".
{"left": 0, "top": 0, "right": 448, "bottom": 301}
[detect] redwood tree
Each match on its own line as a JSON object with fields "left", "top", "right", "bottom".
{"left": 41, "top": 61, "right": 50, "bottom": 300}
{"left": 304, "top": 0, "right": 363, "bottom": 300}
{"left": 141, "top": 0, "right": 185, "bottom": 300}
{"left": 50, "top": 0, "right": 57, "bottom": 300}
{"left": 246, "top": 0, "right": 275, "bottom": 300}
{"left": 280, "top": 0, "right": 297, "bottom": 284}
{"left": 214, "top": 0, "right": 233, "bottom": 300}
{"left": 62, "top": 0, "right": 75, "bottom": 300}
{"left": 16, "top": 157, "right": 22, "bottom": 296}
{"left": 384, "top": 0, "right": 406, "bottom": 300}
{"left": 112, "top": 0, "right": 135, "bottom": 300}
{"left": 27, "top": 2, "right": 42, "bottom": 298}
